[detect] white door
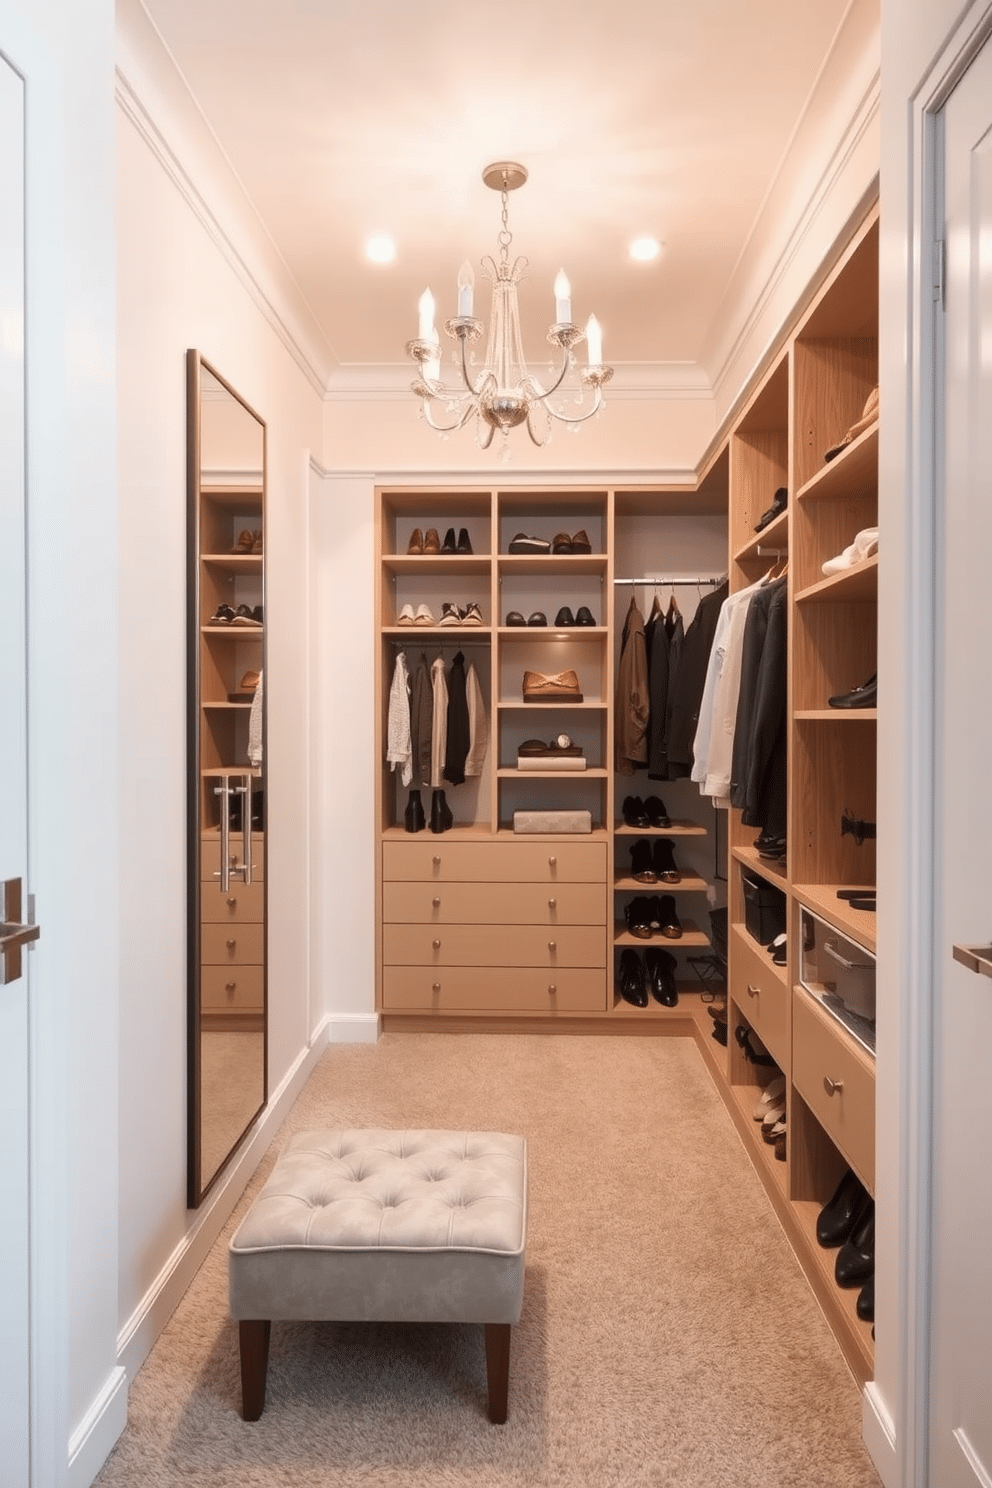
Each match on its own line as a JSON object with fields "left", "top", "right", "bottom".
{"left": 931, "top": 32, "right": 992, "bottom": 1488}
{"left": 0, "top": 48, "right": 34, "bottom": 1486}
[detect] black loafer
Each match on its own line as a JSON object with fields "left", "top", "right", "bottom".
{"left": 856, "top": 1274, "right": 875, "bottom": 1323}
{"left": 505, "top": 611, "right": 526, "bottom": 626}
{"left": 835, "top": 1199, "right": 875, "bottom": 1286}
{"left": 554, "top": 606, "right": 575, "bottom": 626}
{"left": 816, "top": 1168, "right": 868, "bottom": 1248}
{"left": 828, "top": 673, "right": 877, "bottom": 708}
{"left": 526, "top": 611, "right": 547, "bottom": 626}
{"left": 441, "top": 527, "right": 457, "bottom": 553}
{"left": 753, "top": 487, "right": 789, "bottom": 533}
{"left": 456, "top": 527, "right": 473, "bottom": 554}
{"left": 574, "top": 606, "right": 596, "bottom": 625}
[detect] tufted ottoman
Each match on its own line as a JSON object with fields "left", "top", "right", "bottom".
{"left": 229, "top": 1128, "right": 527, "bottom": 1423}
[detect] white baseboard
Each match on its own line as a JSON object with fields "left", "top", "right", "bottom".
{"left": 115, "top": 1019, "right": 332, "bottom": 1385}
{"left": 67, "top": 1366, "right": 127, "bottom": 1488}
{"left": 327, "top": 1011, "right": 380, "bottom": 1043}
{"left": 863, "top": 1381, "right": 898, "bottom": 1486}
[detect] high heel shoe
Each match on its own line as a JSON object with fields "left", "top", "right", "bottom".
{"left": 404, "top": 789, "right": 426, "bottom": 833}
{"left": 430, "top": 789, "right": 453, "bottom": 833}
{"left": 653, "top": 838, "right": 681, "bottom": 883}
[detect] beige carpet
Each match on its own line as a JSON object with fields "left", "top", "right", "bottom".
{"left": 95, "top": 1033, "right": 881, "bottom": 1487}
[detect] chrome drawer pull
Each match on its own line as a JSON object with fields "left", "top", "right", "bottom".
{"left": 746, "top": 983, "right": 759, "bottom": 998}
{"left": 824, "top": 1076, "right": 844, "bottom": 1096}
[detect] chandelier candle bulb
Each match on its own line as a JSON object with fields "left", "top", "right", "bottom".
{"left": 554, "top": 270, "right": 571, "bottom": 325}
{"left": 418, "top": 288, "right": 436, "bottom": 341}
{"left": 457, "top": 262, "right": 475, "bottom": 317}
{"left": 586, "top": 314, "right": 602, "bottom": 366}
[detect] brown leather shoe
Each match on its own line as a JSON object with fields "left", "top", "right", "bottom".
{"left": 571, "top": 529, "right": 592, "bottom": 553}
{"left": 423, "top": 527, "right": 441, "bottom": 553}
{"left": 407, "top": 527, "right": 424, "bottom": 554}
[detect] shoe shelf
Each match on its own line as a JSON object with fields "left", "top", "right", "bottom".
{"left": 201, "top": 624, "right": 264, "bottom": 638}
{"left": 201, "top": 553, "right": 263, "bottom": 573}
{"left": 608, "top": 989, "right": 703, "bottom": 1020}
{"left": 202, "top": 700, "right": 252, "bottom": 711}
{"left": 613, "top": 919, "right": 709, "bottom": 948}
{"left": 497, "top": 767, "right": 610, "bottom": 779}
{"left": 794, "top": 422, "right": 878, "bottom": 506}
{"left": 497, "top": 626, "right": 609, "bottom": 638}
{"left": 382, "top": 554, "right": 491, "bottom": 579}
{"left": 496, "top": 553, "right": 607, "bottom": 577}
{"left": 733, "top": 507, "right": 788, "bottom": 567}
{"left": 614, "top": 820, "right": 707, "bottom": 837}
{"left": 794, "top": 709, "right": 877, "bottom": 722}
{"left": 612, "top": 872, "right": 709, "bottom": 893}
{"left": 497, "top": 700, "right": 608, "bottom": 712}
{"left": 794, "top": 554, "right": 877, "bottom": 606}
{"left": 791, "top": 1196, "right": 875, "bottom": 1378}
{"left": 792, "top": 883, "right": 876, "bottom": 956}
{"left": 730, "top": 844, "right": 788, "bottom": 881}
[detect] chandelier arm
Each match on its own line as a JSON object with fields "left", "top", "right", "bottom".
{"left": 544, "top": 386, "right": 606, "bottom": 426}
{"left": 456, "top": 329, "right": 482, "bottom": 397}
{"left": 420, "top": 396, "right": 477, "bottom": 435}
{"left": 530, "top": 342, "right": 576, "bottom": 404}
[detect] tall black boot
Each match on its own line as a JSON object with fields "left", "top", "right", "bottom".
{"left": 404, "top": 789, "right": 426, "bottom": 833}
{"left": 430, "top": 789, "right": 453, "bottom": 833}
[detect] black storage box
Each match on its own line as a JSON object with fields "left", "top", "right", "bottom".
{"left": 742, "top": 871, "right": 787, "bottom": 945}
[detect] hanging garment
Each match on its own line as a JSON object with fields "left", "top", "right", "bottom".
{"left": 409, "top": 652, "right": 433, "bottom": 789}
{"left": 645, "top": 597, "right": 671, "bottom": 779}
{"left": 666, "top": 581, "right": 729, "bottom": 778}
{"left": 443, "top": 651, "right": 470, "bottom": 787}
{"left": 429, "top": 655, "right": 449, "bottom": 789}
{"left": 658, "top": 604, "right": 685, "bottom": 781}
{"left": 386, "top": 649, "right": 413, "bottom": 787}
{"left": 730, "top": 577, "right": 785, "bottom": 810}
{"left": 732, "top": 580, "right": 787, "bottom": 838}
{"left": 615, "top": 596, "right": 649, "bottom": 775}
{"left": 692, "top": 577, "right": 767, "bottom": 803}
{"left": 464, "top": 661, "right": 489, "bottom": 777}
{"left": 247, "top": 668, "right": 264, "bottom": 767}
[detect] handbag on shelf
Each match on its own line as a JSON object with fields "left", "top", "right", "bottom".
{"left": 521, "top": 669, "right": 583, "bottom": 703}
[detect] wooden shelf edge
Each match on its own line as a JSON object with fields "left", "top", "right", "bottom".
{"left": 792, "top": 884, "right": 876, "bottom": 955}
{"left": 613, "top": 874, "right": 709, "bottom": 893}
{"left": 795, "top": 554, "right": 878, "bottom": 605}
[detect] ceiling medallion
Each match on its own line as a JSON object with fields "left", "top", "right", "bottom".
{"left": 405, "top": 161, "right": 613, "bottom": 450}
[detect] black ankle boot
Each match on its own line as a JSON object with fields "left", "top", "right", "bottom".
{"left": 404, "top": 789, "right": 425, "bottom": 833}
{"left": 430, "top": 789, "right": 453, "bottom": 833}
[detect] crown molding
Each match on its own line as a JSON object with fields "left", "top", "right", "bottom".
{"left": 322, "top": 362, "right": 713, "bottom": 402}
{"left": 307, "top": 464, "right": 702, "bottom": 488}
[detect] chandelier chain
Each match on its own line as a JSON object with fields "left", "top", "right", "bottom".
{"left": 497, "top": 183, "right": 512, "bottom": 266}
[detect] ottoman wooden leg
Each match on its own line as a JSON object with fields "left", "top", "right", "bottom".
{"left": 239, "top": 1319, "right": 271, "bottom": 1421}
{"left": 484, "top": 1322, "right": 511, "bottom": 1424}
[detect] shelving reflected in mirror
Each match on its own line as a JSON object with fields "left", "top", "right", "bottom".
{"left": 186, "top": 350, "right": 267, "bottom": 1207}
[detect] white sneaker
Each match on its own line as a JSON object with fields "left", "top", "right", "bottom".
{"left": 822, "top": 526, "right": 879, "bottom": 576}
{"left": 413, "top": 603, "right": 435, "bottom": 625}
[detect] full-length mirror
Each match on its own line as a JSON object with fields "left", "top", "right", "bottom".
{"left": 186, "top": 350, "right": 267, "bottom": 1206}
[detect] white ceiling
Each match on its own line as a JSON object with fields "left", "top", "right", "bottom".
{"left": 139, "top": 0, "right": 856, "bottom": 387}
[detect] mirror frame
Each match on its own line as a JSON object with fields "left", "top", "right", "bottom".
{"left": 186, "top": 349, "right": 268, "bottom": 1207}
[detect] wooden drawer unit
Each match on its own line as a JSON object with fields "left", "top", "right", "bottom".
{"left": 382, "top": 879, "right": 604, "bottom": 926}
{"left": 201, "top": 964, "right": 264, "bottom": 1012}
{"left": 201, "top": 923, "right": 265, "bottom": 965}
{"left": 382, "top": 837, "right": 606, "bottom": 884}
{"left": 730, "top": 925, "right": 788, "bottom": 1067}
{"left": 383, "top": 922, "right": 606, "bottom": 969}
{"left": 382, "top": 966, "right": 606, "bottom": 1013}
{"left": 200, "top": 882, "right": 264, "bottom": 924}
{"left": 793, "top": 989, "right": 875, "bottom": 1187}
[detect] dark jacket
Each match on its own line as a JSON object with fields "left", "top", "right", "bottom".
{"left": 666, "top": 581, "right": 729, "bottom": 778}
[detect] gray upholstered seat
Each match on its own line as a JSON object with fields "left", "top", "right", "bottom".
{"left": 229, "top": 1128, "right": 527, "bottom": 1423}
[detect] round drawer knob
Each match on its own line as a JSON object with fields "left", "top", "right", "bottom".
{"left": 226, "top": 897, "right": 237, "bottom": 907}
{"left": 548, "top": 898, "right": 557, "bottom": 909}
{"left": 824, "top": 1076, "right": 844, "bottom": 1096}
{"left": 548, "top": 984, "right": 557, "bottom": 996}
{"left": 226, "top": 938, "right": 236, "bottom": 949}
{"left": 225, "top": 981, "right": 236, "bottom": 992}
{"left": 548, "top": 940, "right": 557, "bottom": 952}
{"left": 432, "top": 939, "right": 441, "bottom": 950}
{"left": 432, "top": 896, "right": 441, "bottom": 908}
{"left": 548, "top": 855, "right": 557, "bottom": 868}
{"left": 746, "top": 984, "right": 759, "bottom": 998}
{"left": 432, "top": 981, "right": 441, "bottom": 993}
{"left": 432, "top": 855, "right": 441, "bottom": 867}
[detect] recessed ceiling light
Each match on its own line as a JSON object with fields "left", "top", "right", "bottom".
{"left": 629, "top": 237, "right": 661, "bottom": 262}
{"left": 366, "top": 234, "right": 396, "bottom": 264}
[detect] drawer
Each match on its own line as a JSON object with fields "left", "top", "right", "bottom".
{"left": 201, "top": 964, "right": 264, "bottom": 1012}
{"left": 382, "top": 838, "right": 606, "bottom": 883}
{"left": 382, "top": 880, "right": 605, "bottom": 926}
{"left": 382, "top": 965, "right": 606, "bottom": 1013}
{"left": 201, "top": 832, "right": 265, "bottom": 883}
{"left": 200, "top": 881, "right": 264, "bottom": 924}
{"left": 793, "top": 989, "right": 875, "bottom": 1187}
{"left": 201, "top": 922, "right": 265, "bottom": 965}
{"left": 730, "top": 924, "right": 788, "bottom": 1068}
{"left": 382, "top": 922, "right": 606, "bottom": 969}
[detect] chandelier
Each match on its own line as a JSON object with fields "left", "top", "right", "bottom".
{"left": 405, "top": 162, "right": 613, "bottom": 449}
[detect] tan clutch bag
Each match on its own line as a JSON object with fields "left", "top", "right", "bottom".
{"left": 522, "top": 669, "right": 583, "bottom": 703}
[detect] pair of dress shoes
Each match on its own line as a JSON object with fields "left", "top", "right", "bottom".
{"left": 552, "top": 606, "right": 596, "bottom": 626}
{"left": 209, "top": 603, "right": 263, "bottom": 627}
{"left": 408, "top": 526, "right": 472, "bottom": 555}
{"left": 439, "top": 602, "right": 483, "bottom": 626}
{"left": 816, "top": 1168, "right": 875, "bottom": 1316}
{"left": 621, "top": 795, "right": 671, "bottom": 829}
{"left": 755, "top": 832, "right": 786, "bottom": 861}
{"left": 618, "top": 947, "right": 678, "bottom": 1007}
{"left": 753, "top": 487, "right": 788, "bottom": 533}
{"left": 506, "top": 610, "right": 549, "bottom": 626}
{"left": 629, "top": 837, "right": 681, "bottom": 884}
{"left": 624, "top": 894, "right": 681, "bottom": 939}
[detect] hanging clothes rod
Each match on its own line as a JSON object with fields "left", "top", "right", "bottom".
{"left": 613, "top": 575, "right": 726, "bottom": 587}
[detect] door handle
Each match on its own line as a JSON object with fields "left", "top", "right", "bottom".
{"left": 0, "top": 878, "right": 40, "bottom": 986}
